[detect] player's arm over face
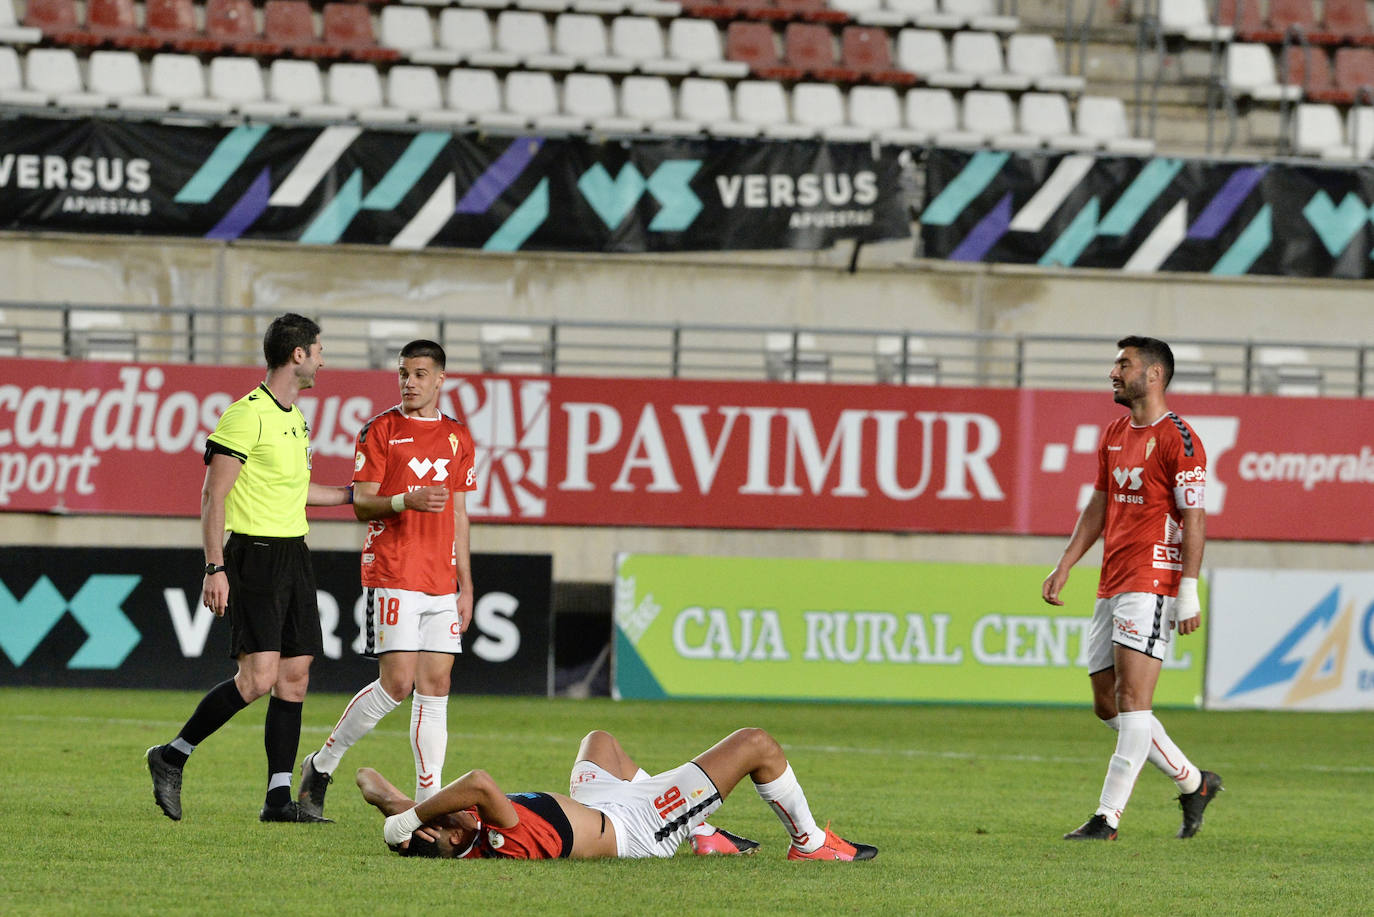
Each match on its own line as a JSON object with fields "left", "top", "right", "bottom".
{"left": 414, "top": 769, "right": 519, "bottom": 830}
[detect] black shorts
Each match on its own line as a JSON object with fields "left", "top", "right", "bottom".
{"left": 224, "top": 534, "right": 323, "bottom": 659}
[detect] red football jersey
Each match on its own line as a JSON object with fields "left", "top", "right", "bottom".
{"left": 1094, "top": 411, "right": 1207, "bottom": 599}
{"left": 354, "top": 406, "right": 477, "bottom": 595}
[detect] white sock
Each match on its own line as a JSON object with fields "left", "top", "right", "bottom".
{"left": 1104, "top": 714, "right": 1201, "bottom": 794}
{"left": 314, "top": 681, "right": 402, "bottom": 775}
{"left": 411, "top": 693, "right": 449, "bottom": 802}
{"left": 755, "top": 764, "right": 823, "bottom": 853}
{"left": 1097, "top": 709, "right": 1152, "bottom": 829}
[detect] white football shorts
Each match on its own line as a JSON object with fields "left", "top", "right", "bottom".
{"left": 363, "top": 587, "right": 461, "bottom": 656}
{"left": 568, "top": 760, "right": 723, "bottom": 858}
{"left": 1087, "top": 591, "right": 1177, "bottom": 672}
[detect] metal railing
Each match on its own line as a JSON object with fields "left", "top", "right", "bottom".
{"left": 0, "top": 300, "right": 1369, "bottom": 396}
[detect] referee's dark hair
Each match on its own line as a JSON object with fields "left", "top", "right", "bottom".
{"left": 1117, "top": 335, "right": 1174, "bottom": 388}
{"left": 264, "top": 313, "right": 322, "bottom": 369}
{"left": 400, "top": 339, "right": 447, "bottom": 370}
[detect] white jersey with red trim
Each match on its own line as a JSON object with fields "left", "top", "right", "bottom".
{"left": 354, "top": 406, "right": 476, "bottom": 596}
{"left": 1094, "top": 411, "right": 1207, "bottom": 599}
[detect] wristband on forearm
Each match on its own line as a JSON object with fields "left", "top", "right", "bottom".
{"left": 391, "top": 493, "right": 406, "bottom": 513}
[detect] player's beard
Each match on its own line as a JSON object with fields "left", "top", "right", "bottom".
{"left": 1112, "top": 378, "right": 1144, "bottom": 407}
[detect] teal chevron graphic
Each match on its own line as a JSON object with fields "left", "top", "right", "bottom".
{"left": 1213, "top": 204, "right": 1271, "bottom": 275}
{"left": 485, "top": 178, "right": 549, "bottom": 252}
{"left": 921, "top": 151, "right": 1010, "bottom": 226}
{"left": 174, "top": 124, "right": 270, "bottom": 204}
{"left": 579, "top": 163, "right": 647, "bottom": 229}
{"left": 1302, "top": 191, "right": 1369, "bottom": 257}
{"left": 1097, "top": 158, "right": 1184, "bottom": 237}
{"left": 0, "top": 574, "right": 141, "bottom": 668}
{"left": 646, "top": 160, "right": 703, "bottom": 231}
{"left": 300, "top": 169, "right": 365, "bottom": 245}
{"left": 362, "top": 132, "right": 450, "bottom": 211}
{"left": 1039, "top": 197, "right": 1100, "bottom": 267}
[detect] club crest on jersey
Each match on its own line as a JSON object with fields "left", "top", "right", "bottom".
{"left": 449, "top": 433, "right": 459, "bottom": 456}
{"left": 1145, "top": 436, "right": 1156, "bottom": 460}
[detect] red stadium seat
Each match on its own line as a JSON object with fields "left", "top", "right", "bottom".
{"left": 841, "top": 26, "right": 916, "bottom": 86}
{"left": 1216, "top": 0, "right": 1265, "bottom": 38}
{"left": 206, "top": 0, "right": 285, "bottom": 57}
{"left": 1280, "top": 44, "right": 1344, "bottom": 102}
{"left": 87, "top": 0, "right": 161, "bottom": 49}
{"left": 321, "top": 3, "right": 399, "bottom": 62}
{"left": 264, "top": 0, "right": 338, "bottom": 59}
{"left": 1311, "top": 0, "right": 1374, "bottom": 47}
{"left": 22, "top": 0, "right": 95, "bottom": 46}
{"left": 1238, "top": 0, "right": 1316, "bottom": 44}
{"left": 1334, "top": 46, "right": 1374, "bottom": 98}
{"left": 146, "top": 0, "right": 223, "bottom": 53}
{"left": 773, "top": 0, "right": 849, "bottom": 24}
{"left": 783, "top": 22, "right": 859, "bottom": 82}
{"left": 725, "top": 21, "right": 804, "bottom": 81}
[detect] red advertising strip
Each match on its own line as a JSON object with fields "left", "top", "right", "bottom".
{"left": 1, "top": 358, "right": 1371, "bottom": 541}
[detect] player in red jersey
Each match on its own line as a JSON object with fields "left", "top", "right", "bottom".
{"left": 357, "top": 727, "right": 877, "bottom": 861}
{"left": 1043, "top": 336, "right": 1223, "bottom": 841}
{"left": 296, "top": 340, "right": 477, "bottom": 818}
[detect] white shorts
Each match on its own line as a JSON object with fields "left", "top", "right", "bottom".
{"left": 363, "top": 587, "right": 462, "bottom": 656}
{"left": 568, "top": 760, "right": 723, "bottom": 858}
{"left": 1087, "top": 591, "right": 1175, "bottom": 673}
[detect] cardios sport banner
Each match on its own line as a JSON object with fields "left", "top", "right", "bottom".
{"left": 0, "top": 547, "right": 553, "bottom": 693}
{"left": 612, "top": 554, "right": 1205, "bottom": 705}
{"left": 1205, "top": 569, "right": 1374, "bottom": 711}
{"left": 0, "top": 117, "right": 908, "bottom": 251}
{"left": 922, "top": 149, "right": 1374, "bottom": 278}
{"left": 1, "top": 357, "right": 1372, "bottom": 542}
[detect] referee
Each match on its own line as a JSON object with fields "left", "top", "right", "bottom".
{"left": 146, "top": 313, "right": 351, "bottom": 823}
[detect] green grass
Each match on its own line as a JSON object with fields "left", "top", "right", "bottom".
{"left": 2, "top": 688, "right": 1369, "bottom": 916}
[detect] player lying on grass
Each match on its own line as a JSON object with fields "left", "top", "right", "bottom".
{"left": 358, "top": 727, "right": 877, "bottom": 861}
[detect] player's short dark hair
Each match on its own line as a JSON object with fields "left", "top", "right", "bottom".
{"left": 400, "top": 339, "right": 446, "bottom": 370}
{"left": 263, "top": 313, "right": 321, "bottom": 370}
{"left": 395, "top": 835, "right": 443, "bottom": 858}
{"left": 1117, "top": 335, "right": 1174, "bottom": 388}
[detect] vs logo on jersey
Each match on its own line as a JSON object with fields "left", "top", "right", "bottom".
{"left": 408, "top": 458, "right": 450, "bottom": 481}
{"left": 1112, "top": 466, "right": 1144, "bottom": 490}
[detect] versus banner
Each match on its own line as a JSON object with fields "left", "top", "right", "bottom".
{"left": 2, "top": 358, "right": 1374, "bottom": 541}
{"left": 0, "top": 117, "right": 908, "bottom": 250}
{"left": 1205, "top": 569, "right": 1374, "bottom": 711}
{"left": 613, "top": 555, "right": 1205, "bottom": 705}
{"left": 0, "top": 547, "right": 553, "bottom": 694}
{"left": 921, "top": 149, "right": 1374, "bottom": 278}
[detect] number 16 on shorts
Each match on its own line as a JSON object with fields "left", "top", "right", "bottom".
{"left": 365, "top": 587, "right": 462, "bottom": 655}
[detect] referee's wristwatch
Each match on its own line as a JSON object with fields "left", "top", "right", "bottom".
{"left": 204, "top": 563, "right": 226, "bottom": 576}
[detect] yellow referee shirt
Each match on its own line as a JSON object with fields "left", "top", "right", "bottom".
{"left": 206, "top": 384, "right": 312, "bottom": 537}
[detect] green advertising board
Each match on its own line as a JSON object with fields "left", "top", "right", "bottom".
{"left": 613, "top": 555, "right": 1205, "bottom": 706}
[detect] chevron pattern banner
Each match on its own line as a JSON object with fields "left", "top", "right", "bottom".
{"left": 921, "top": 148, "right": 1374, "bottom": 277}
{"left": 0, "top": 116, "right": 908, "bottom": 251}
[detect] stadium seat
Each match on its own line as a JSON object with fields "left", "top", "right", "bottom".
{"left": 1333, "top": 47, "right": 1374, "bottom": 102}
{"left": 772, "top": 0, "right": 849, "bottom": 24}
{"left": 1242, "top": 0, "right": 1316, "bottom": 45}
{"left": 0, "top": 0, "right": 42, "bottom": 45}
{"left": 791, "top": 82, "right": 869, "bottom": 139}
{"left": 15, "top": 47, "right": 83, "bottom": 106}
{"left": 829, "top": 0, "right": 905, "bottom": 27}
{"left": 941, "top": 0, "right": 1018, "bottom": 32}
{"left": 669, "top": 18, "right": 749, "bottom": 79}
{"left": 0, "top": 46, "right": 27, "bottom": 103}
{"left": 206, "top": 0, "right": 284, "bottom": 57}
{"left": 327, "top": 61, "right": 406, "bottom": 123}
{"left": 387, "top": 64, "right": 467, "bottom": 126}
{"left": 1018, "top": 91, "right": 1095, "bottom": 149}
{"left": 678, "top": 76, "right": 755, "bottom": 135}
{"left": 1158, "top": 0, "right": 1234, "bottom": 42}
{"left": 1280, "top": 44, "right": 1342, "bottom": 102}
{"left": 620, "top": 74, "right": 697, "bottom": 134}
{"left": 1225, "top": 43, "right": 1302, "bottom": 101}
{"left": 379, "top": 5, "right": 439, "bottom": 59}
{"left": 323, "top": 3, "right": 400, "bottom": 62}
{"left": 1216, "top": 0, "right": 1265, "bottom": 39}
{"left": 960, "top": 89, "right": 1036, "bottom": 147}
{"left": 22, "top": 0, "right": 91, "bottom": 45}
{"left": 784, "top": 22, "right": 860, "bottom": 82}
{"left": 447, "top": 68, "right": 525, "bottom": 130}
{"left": 86, "top": 0, "right": 161, "bottom": 50}
{"left": 210, "top": 56, "right": 290, "bottom": 117}
{"left": 1074, "top": 94, "right": 1155, "bottom": 154}
{"left": 1255, "top": 346, "right": 1323, "bottom": 395}
{"left": 555, "top": 13, "right": 635, "bottom": 72}
{"left": 841, "top": 26, "right": 916, "bottom": 85}
{"left": 611, "top": 16, "right": 691, "bottom": 75}
{"left": 1292, "top": 102, "right": 1348, "bottom": 157}
{"left": 434, "top": 9, "right": 518, "bottom": 68}
{"left": 503, "top": 70, "right": 583, "bottom": 131}
{"left": 896, "top": 29, "right": 972, "bottom": 88}
{"left": 87, "top": 49, "right": 153, "bottom": 107}
{"left": 495, "top": 10, "right": 571, "bottom": 70}
{"left": 725, "top": 21, "right": 804, "bottom": 81}
{"left": 264, "top": 0, "right": 338, "bottom": 59}
{"left": 1345, "top": 102, "right": 1374, "bottom": 157}
{"left": 849, "top": 84, "right": 927, "bottom": 144}
{"left": 735, "top": 78, "right": 813, "bottom": 137}
{"left": 1313, "top": 0, "right": 1374, "bottom": 46}
{"left": 1006, "top": 33, "right": 1085, "bottom": 93}
{"left": 889, "top": 0, "right": 961, "bottom": 29}
{"left": 950, "top": 31, "right": 1029, "bottom": 90}
{"left": 264, "top": 57, "right": 348, "bottom": 118}
{"left": 764, "top": 332, "right": 829, "bottom": 382}
{"left": 146, "top": 0, "right": 223, "bottom": 54}
{"left": 148, "top": 53, "right": 234, "bottom": 115}
{"left": 564, "top": 71, "right": 643, "bottom": 133}
{"left": 906, "top": 86, "right": 976, "bottom": 145}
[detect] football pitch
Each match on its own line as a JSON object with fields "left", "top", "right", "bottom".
{"left": 2, "top": 687, "right": 1368, "bottom": 916}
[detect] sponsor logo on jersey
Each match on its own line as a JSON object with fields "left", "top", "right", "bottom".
{"left": 1112, "top": 466, "right": 1144, "bottom": 490}
{"left": 408, "top": 457, "right": 450, "bottom": 481}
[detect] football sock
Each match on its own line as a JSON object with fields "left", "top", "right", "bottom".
{"left": 1096, "top": 709, "right": 1152, "bottom": 829}
{"left": 1104, "top": 714, "right": 1201, "bottom": 793}
{"left": 169, "top": 678, "right": 249, "bottom": 766}
{"left": 264, "top": 696, "right": 302, "bottom": 808}
{"left": 314, "top": 680, "right": 402, "bottom": 775}
{"left": 411, "top": 693, "right": 449, "bottom": 802}
{"left": 754, "top": 764, "right": 823, "bottom": 853}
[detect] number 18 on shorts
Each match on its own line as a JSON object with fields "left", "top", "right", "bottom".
{"left": 364, "top": 587, "right": 462, "bottom": 656}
